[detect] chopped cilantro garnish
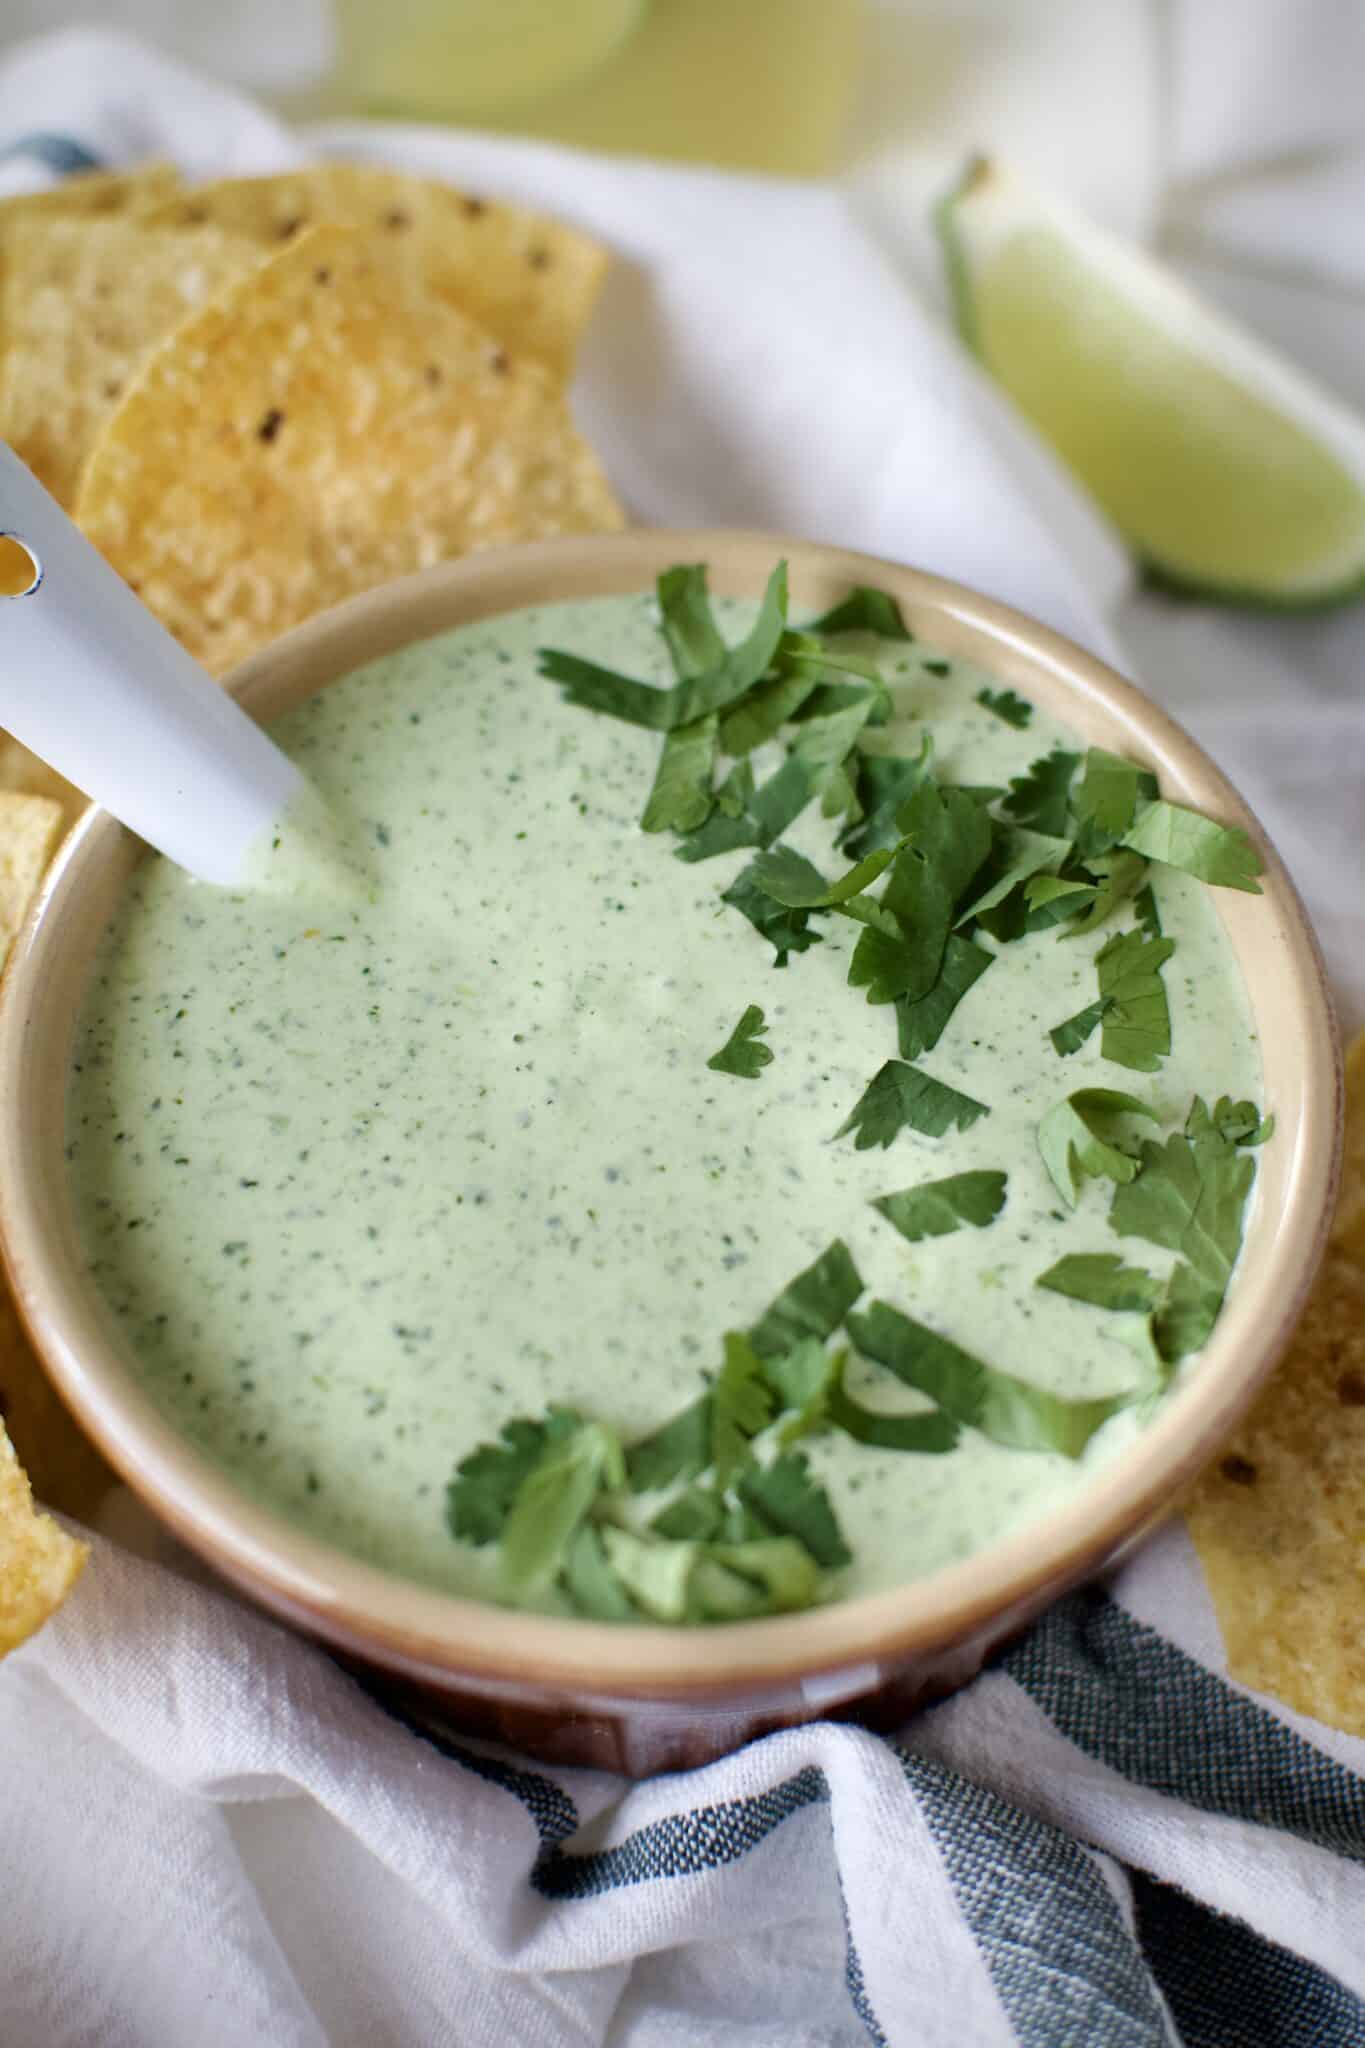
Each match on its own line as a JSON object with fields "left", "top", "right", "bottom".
{"left": 1072, "top": 749, "right": 1156, "bottom": 846}
{"left": 894, "top": 936, "right": 993, "bottom": 1059}
{"left": 836, "top": 1060, "right": 989, "bottom": 1149}
{"left": 748, "top": 1239, "right": 864, "bottom": 1361}
{"left": 539, "top": 561, "right": 789, "bottom": 733}
{"left": 625, "top": 1396, "right": 712, "bottom": 1493}
{"left": 677, "top": 752, "right": 816, "bottom": 864}
{"left": 807, "top": 586, "right": 911, "bottom": 640}
{"left": 1133, "top": 880, "right": 1162, "bottom": 937}
{"left": 1038, "top": 1088, "right": 1158, "bottom": 1208}
{"left": 641, "top": 714, "right": 718, "bottom": 835}
{"left": 747, "top": 842, "right": 893, "bottom": 909}
{"left": 447, "top": 1406, "right": 582, "bottom": 1546}
{"left": 1059, "top": 850, "right": 1148, "bottom": 939}
{"left": 498, "top": 1417, "right": 625, "bottom": 1599}
{"left": 710, "top": 1333, "right": 776, "bottom": 1478}
{"left": 1035, "top": 1252, "right": 1161, "bottom": 1313}
{"left": 718, "top": 670, "right": 818, "bottom": 756}
{"left": 720, "top": 858, "right": 824, "bottom": 965}
{"left": 848, "top": 1301, "right": 1139, "bottom": 1458}
{"left": 1002, "top": 747, "right": 1079, "bottom": 836}
{"left": 1048, "top": 996, "right": 1111, "bottom": 1058}
{"left": 849, "top": 779, "right": 993, "bottom": 1003}
{"left": 1121, "top": 800, "right": 1263, "bottom": 893}
{"left": 841, "top": 742, "right": 934, "bottom": 860}
{"left": 976, "top": 686, "right": 1033, "bottom": 728}
{"left": 871, "top": 1170, "right": 1007, "bottom": 1243}
{"left": 1109, "top": 1094, "right": 1257, "bottom": 1307}
{"left": 737, "top": 1451, "right": 852, "bottom": 1569}
{"left": 655, "top": 562, "right": 726, "bottom": 676}
{"left": 562, "top": 1523, "right": 638, "bottom": 1621}
{"left": 1096, "top": 928, "right": 1176, "bottom": 1072}
{"left": 706, "top": 1004, "right": 774, "bottom": 1079}
{"left": 956, "top": 827, "right": 1069, "bottom": 934}
{"left": 825, "top": 1363, "right": 961, "bottom": 1453}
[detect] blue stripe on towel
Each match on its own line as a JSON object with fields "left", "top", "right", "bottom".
{"left": 1002, "top": 1589, "right": 1365, "bottom": 1864}
{"left": 0, "top": 134, "right": 102, "bottom": 176}
{"left": 897, "top": 1746, "right": 1171, "bottom": 2048}
{"left": 1129, "top": 1866, "right": 1365, "bottom": 2048}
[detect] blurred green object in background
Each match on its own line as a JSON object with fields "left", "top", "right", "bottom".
{"left": 332, "top": 0, "right": 864, "bottom": 178}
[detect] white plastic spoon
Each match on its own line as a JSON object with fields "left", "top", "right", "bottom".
{"left": 0, "top": 444, "right": 307, "bottom": 885}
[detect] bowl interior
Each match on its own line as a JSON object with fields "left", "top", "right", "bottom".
{"left": 0, "top": 529, "right": 1341, "bottom": 1703}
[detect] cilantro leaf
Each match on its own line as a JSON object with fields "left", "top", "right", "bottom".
{"left": 1121, "top": 800, "right": 1263, "bottom": 893}
{"left": 678, "top": 752, "right": 816, "bottom": 864}
{"left": 656, "top": 563, "right": 725, "bottom": 677}
{"left": 706, "top": 1004, "right": 774, "bottom": 1079}
{"left": 704, "top": 1539, "right": 823, "bottom": 1615}
{"left": 1026, "top": 874, "right": 1098, "bottom": 916}
{"left": 1060, "top": 850, "right": 1148, "bottom": 939}
{"left": 720, "top": 859, "right": 824, "bottom": 965}
{"left": 1194, "top": 1095, "right": 1275, "bottom": 1148}
{"left": 1002, "top": 748, "right": 1079, "bottom": 835}
{"left": 651, "top": 1487, "right": 725, "bottom": 1541}
{"left": 894, "top": 935, "right": 993, "bottom": 1059}
{"left": 500, "top": 1417, "right": 625, "bottom": 1598}
{"left": 711, "top": 1332, "right": 775, "bottom": 1478}
{"left": 667, "top": 560, "right": 790, "bottom": 726}
{"left": 719, "top": 670, "right": 818, "bottom": 755}
{"left": 1096, "top": 928, "right": 1176, "bottom": 1072}
{"left": 762, "top": 1337, "right": 842, "bottom": 1445}
{"left": 1072, "top": 749, "right": 1156, "bottom": 844}
{"left": 1109, "top": 1097, "right": 1257, "bottom": 1305}
{"left": 835, "top": 1060, "right": 989, "bottom": 1149}
{"left": 738, "top": 1451, "right": 852, "bottom": 1569}
{"left": 1134, "top": 880, "right": 1162, "bottom": 937}
{"left": 976, "top": 686, "right": 1033, "bottom": 728}
{"left": 1038, "top": 1088, "right": 1159, "bottom": 1208}
{"left": 746, "top": 842, "right": 894, "bottom": 909}
{"left": 825, "top": 1363, "right": 962, "bottom": 1453}
{"left": 807, "top": 586, "right": 911, "bottom": 639}
{"left": 849, "top": 781, "right": 992, "bottom": 1003}
{"left": 956, "top": 827, "right": 1070, "bottom": 934}
{"left": 1151, "top": 1259, "right": 1222, "bottom": 1365}
{"left": 599, "top": 1527, "right": 700, "bottom": 1621}
{"left": 1036, "top": 1252, "right": 1161, "bottom": 1313}
{"left": 626, "top": 1396, "right": 712, "bottom": 1492}
{"left": 749, "top": 1239, "right": 864, "bottom": 1361}
{"left": 539, "top": 562, "right": 789, "bottom": 733}
{"left": 871, "top": 1169, "right": 1007, "bottom": 1243}
{"left": 841, "top": 742, "right": 934, "bottom": 860}
{"left": 561, "top": 1524, "right": 638, "bottom": 1621}
{"left": 447, "top": 1407, "right": 583, "bottom": 1545}
{"left": 641, "top": 714, "right": 718, "bottom": 835}
{"left": 848, "top": 1301, "right": 1135, "bottom": 1458}
{"left": 536, "top": 648, "right": 676, "bottom": 731}
{"left": 1048, "top": 996, "right": 1111, "bottom": 1057}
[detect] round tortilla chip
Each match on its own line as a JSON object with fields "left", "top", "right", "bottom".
{"left": 0, "top": 1419, "right": 87, "bottom": 1657}
{"left": 145, "top": 163, "right": 607, "bottom": 380}
{"left": 1185, "top": 1028, "right": 1365, "bottom": 1734}
{"left": 75, "top": 224, "right": 624, "bottom": 676}
{"left": 0, "top": 219, "right": 259, "bottom": 508}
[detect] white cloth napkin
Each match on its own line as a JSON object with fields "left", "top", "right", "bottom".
{"left": 2, "top": 23, "right": 1363, "bottom": 2048}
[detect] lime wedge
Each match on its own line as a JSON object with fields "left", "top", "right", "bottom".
{"left": 938, "top": 157, "right": 1365, "bottom": 607}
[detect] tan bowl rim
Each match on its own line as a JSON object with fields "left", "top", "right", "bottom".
{"left": 0, "top": 527, "right": 1342, "bottom": 1703}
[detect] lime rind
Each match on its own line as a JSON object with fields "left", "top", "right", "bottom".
{"left": 937, "top": 156, "right": 1365, "bottom": 610}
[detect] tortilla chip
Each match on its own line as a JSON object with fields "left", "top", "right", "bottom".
{"left": 145, "top": 163, "right": 607, "bottom": 379}
{"left": 0, "top": 161, "right": 179, "bottom": 229}
{"left": 0, "top": 791, "right": 63, "bottom": 961}
{"left": 0, "top": 1282, "right": 114, "bottom": 1523}
{"left": 0, "top": 1418, "right": 87, "bottom": 1656}
{"left": 0, "top": 735, "right": 84, "bottom": 835}
{"left": 0, "top": 220, "right": 258, "bottom": 507}
{"left": 75, "top": 225, "right": 624, "bottom": 676}
{"left": 1186, "top": 1029, "right": 1365, "bottom": 1735}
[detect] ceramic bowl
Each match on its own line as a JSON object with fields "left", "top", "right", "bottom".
{"left": 0, "top": 531, "right": 1341, "bottom": 1775}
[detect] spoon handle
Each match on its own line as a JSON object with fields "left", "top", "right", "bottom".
{"left": 0, "top": 444, "right": 302, "bottom": 884}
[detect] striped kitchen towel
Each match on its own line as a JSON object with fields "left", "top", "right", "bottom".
{"left": 6, "top": 1517, "right": 1363, "bottom": 2046}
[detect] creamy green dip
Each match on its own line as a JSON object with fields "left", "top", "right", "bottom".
{"left": 67, "top": 591, "right": 1261, "bottom": 1607}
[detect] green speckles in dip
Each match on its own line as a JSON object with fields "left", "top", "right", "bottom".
{"left": 66, "top": 593, "right": 1261, "bottom": 1604}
